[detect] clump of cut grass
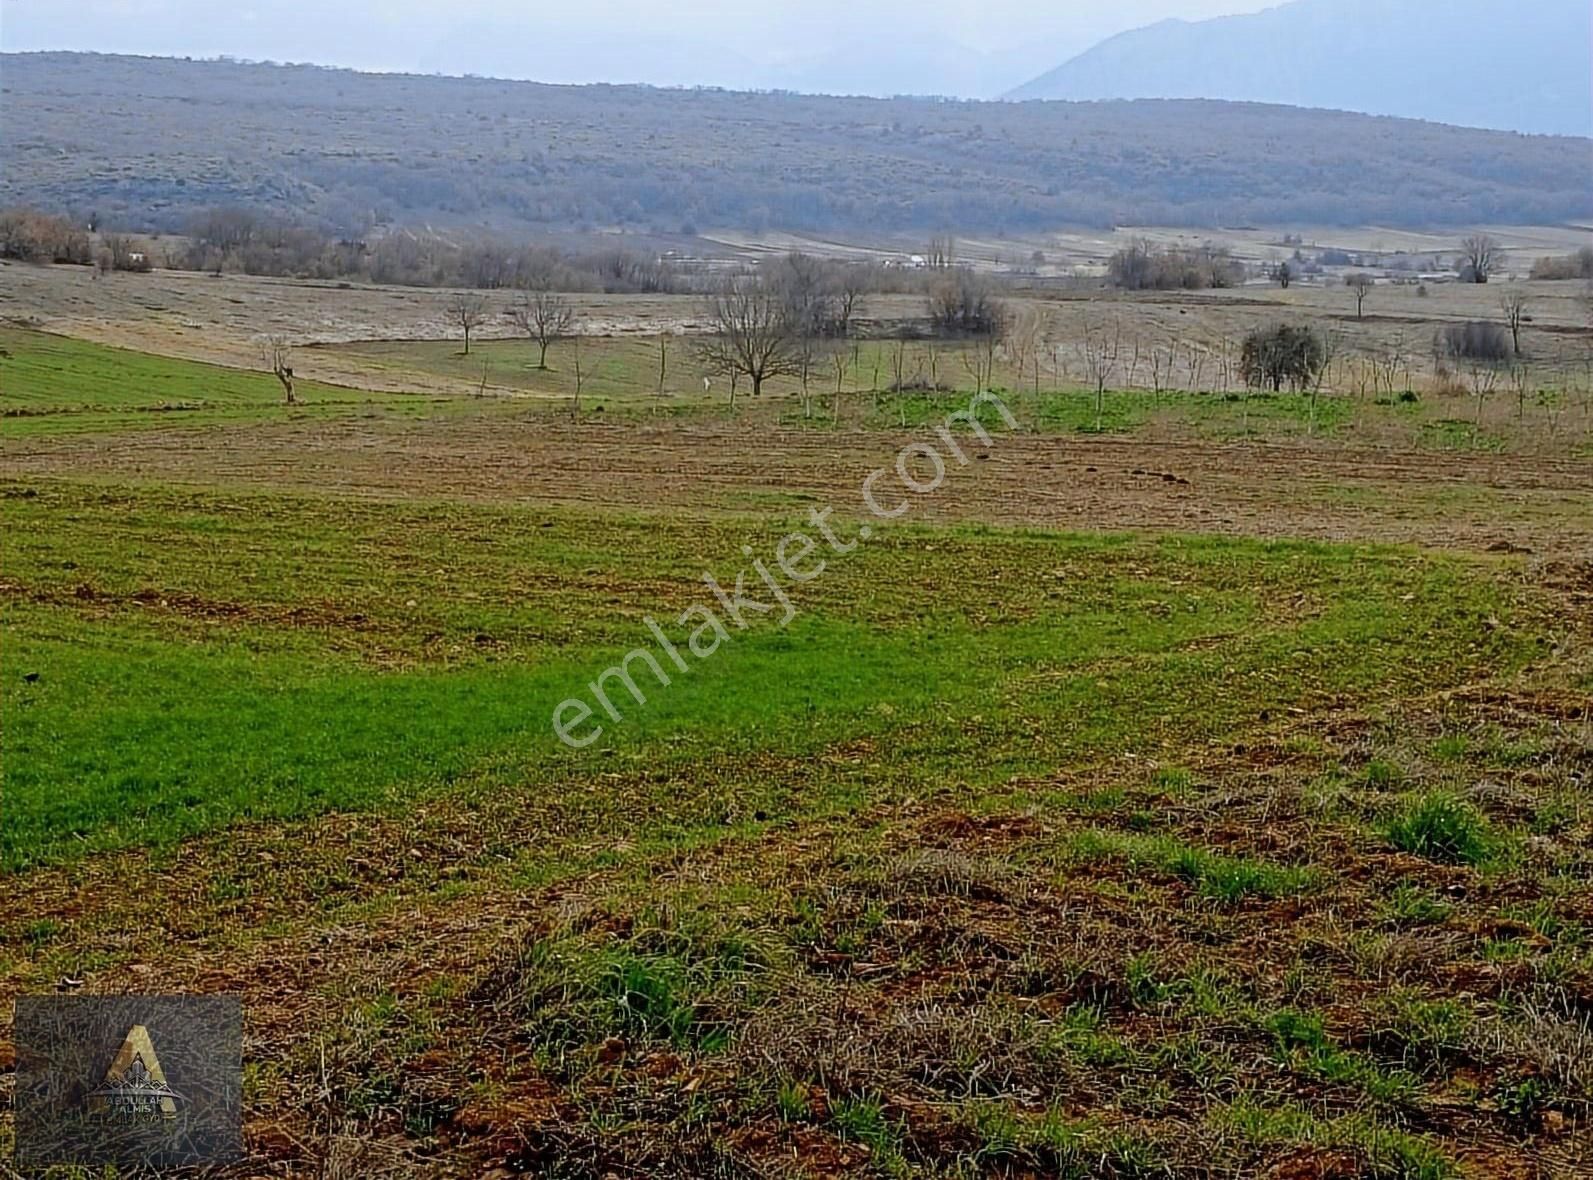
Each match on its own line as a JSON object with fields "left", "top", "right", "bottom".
{"left": 885, "top": 848, "right": 1019, "bottom": 903}
{"left": 1381, "top": 793, "right": 1494, "bottom": 865}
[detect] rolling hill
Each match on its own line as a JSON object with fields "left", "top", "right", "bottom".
{"left": 1006, "top": 0, "right": 1593, "bottom": 138}
{"left": 2, "top": 52, "right": 1590, "bottom": 239}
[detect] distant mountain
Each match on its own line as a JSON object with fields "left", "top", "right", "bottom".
{"left": 3, "top": 53, "right": 1590, "bottom": 237}
{"left": 1007, "top": 0, "right": 1593, "bottom": 138}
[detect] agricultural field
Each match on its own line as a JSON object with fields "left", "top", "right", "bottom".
{"left": 1, "top": 281, "right": 1591, "bottom": 1179}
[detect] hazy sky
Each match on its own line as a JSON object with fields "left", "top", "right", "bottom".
{"left": 1, "top": 1, "right": 1280, "bottom": 97}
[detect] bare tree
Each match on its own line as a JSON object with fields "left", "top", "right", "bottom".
{"left": 961, "top": 334, "right": 999, "bottom": 396}
{"left": 1511, "top": 361, "right": 1531, "bottom": 426}
{"left": 890, "top": 338, "right": 909, "bottom": 397}
{"left": 261, "top": 336, "right": 297, "bottom": 405}
{"left": 1149, "top": 340, "right": 1174, "bottom": 398}
{"left": 1076, "top": 316, "right": 1123, "bottom": 432}
{"left": 1308, "top": 330, "right": 1339, "bottom": 437}
{"left": 1182, "top": 341, "right": 1208, "bottom": 393}
{"left": 570, "top": 334, "right": 585, "bottom": 417}
{"left": 449, "top": 292, "right": 489, "bottom": 355}
{"left": 656, "top": 330, "right": 673, "bottom": 400}
{"left": 1347, "top": 273, "right": 1375, "bottom": 319}
{"left": 927, "top": 235, "right": 955, "bottom": 271}
{"left": 1500, "top": 290, "right": 1528, "bottom": 357}
{"left": 834, "top": 266, "right": 870, "bottom": 338}
{"left": 1460, "top": 234, "right": 1501, "bottom": 285}
{"left": 1467, "top": 359, "right": 1501, "bottom": 439}
{"left": 697, "top": 276, "right": 801, "bottom": 398}
{"left": 509, "top": 290, "right": 576, "bottom": 368}
{"left": 831, "top": 346, "right": 849, "bottom": 422}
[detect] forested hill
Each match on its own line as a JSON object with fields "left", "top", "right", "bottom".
{"left": 3, "top": 52, "right": 1590, "bottom": 237}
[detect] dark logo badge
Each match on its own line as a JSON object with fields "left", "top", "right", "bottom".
{"left": 88, "top": 1024, "right": 183, "bottom": 1121}
{"left": 14, "top": 996, "right": 242, "bottom": 1168}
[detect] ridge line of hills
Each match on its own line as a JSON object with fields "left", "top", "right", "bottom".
{"left": 3, "top": 51, "right": 1590, "bottom": 239}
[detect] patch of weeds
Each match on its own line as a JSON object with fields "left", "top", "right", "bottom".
{"left": 1363, "top": 759, "right": 1404, "bottom": 789}
{"left": 774, "top": 1077, "right": 815, "bottom": 1124}
{"left": 1150, "top": 766, "right": 1196, "bottom": 795}
{"left": 1377, "top": 882, "right": 1453, "bottom": 926}
{"left": 961, "top": 1105, "right": 1171, "bottom": 1178}
{"left": 1381, "top": 793, "right": 1494, "bottom": 865}
{"left": 1530, "top": 798, "right": 1576, "bottom": 836}
{"left": 601, "top": 953, "right": 704, "bottom": 1046}
{"left": 1058, "top": 787, "right": 1127, "bottom": 815}
{"left": 832, "top": 1092, "right": 906, "bottom": 1171}
{"left": 1502, "top": 899, "right": 1578, "bottom": 944}
{"left": 511, "top": 918, "right": 772, "bottom": 1060}
{"left": 1053, "top": 1003, "right": 1136, "bottom": 1068}
{"left": 790, "top": 889, "right": 888, "bottom": 957}
{"left": 22, "top": 918, "right": 59, "bottom": 950}
{"left": 1491, "top": 1074, "right": 1548, "bottom": 1127}
{"left": 1369, "top": 991, "right": 1473, "bottom": 1072}
{"left": 1163, "top": 842, "right": 1314, "bottom": 902}
{"left": 206, "top": 872, "right": 247, "bottom": 903}
{"left": 1066, "top": 831, "right": 1315, "bottom": 902}
{"left": 1217, "top": 1098, "right": 1454, "bottom": 1179}
{"left": 1266, "top": 1010, "right": 1422, "bottom": 1105}
{"left": 1422, "top": 419, "right": 1504, "bottom": 453}
{"left": 1481, "top": 935, "right": 1537, "bottom": 964}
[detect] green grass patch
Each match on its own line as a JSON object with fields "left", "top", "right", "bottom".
{"left": 1, "top": 479, "right": 1538, "bottom": 870}
{"left": 0, "top": 327, "right": 430, "bottom": 436}
{"left": 1266, "top": 1009, "right": 1422, "bottom": 1104}
{"left": 1381, "top": 793, "right": 1496, "bottom": 865}
{"left": 1065, "top": 831, "right": 1318, "bottom": 902}
{"left": 1216, "top": 1098, "right": 1454, "bottom": 1179}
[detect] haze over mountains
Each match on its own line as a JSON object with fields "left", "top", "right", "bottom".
{"left": 1007, "top": 0, "right": 1593, "bottom": 138}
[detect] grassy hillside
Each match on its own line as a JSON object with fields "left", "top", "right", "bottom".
{"left": 3, "top": 53, "right": 1590, "bottom": 237}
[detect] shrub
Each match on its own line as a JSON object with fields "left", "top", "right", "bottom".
{"left": 1382, "top": 794, "right": 1493, "bottom": 865}
{"left": 928, "top": 271, "right": 1009, "bottom": 338}
{"left": 1240, "top": 324, "right": 1327, "bottom": 391}
{"left": 1529, "top": 247, "right": 1593, "bottom": 281}
{"left": 1436, "top": 322, "right": 1512, "bottom": 362}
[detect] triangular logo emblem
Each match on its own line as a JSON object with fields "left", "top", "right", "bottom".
{"left": 88, "top": 1025, "right": 181, "bottom": 1120}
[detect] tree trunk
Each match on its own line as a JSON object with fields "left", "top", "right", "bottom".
{"left": 538, "top": 340, "right": 549, "bottom": 369}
